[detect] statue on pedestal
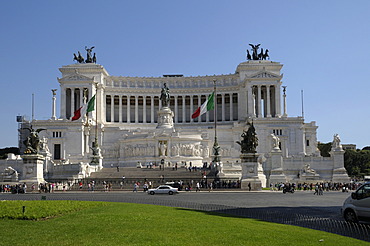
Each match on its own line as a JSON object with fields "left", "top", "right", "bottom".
{"left": 85, "top": 46, "right": 95, "bottom": 63}
{"left": 247, "top": 44, "right": 269, "bottom": 61}
{"left": 332, "top": 134, "right": 343, "bottom": 150}
{"left": 236, "top": 122, "right": 258, "bottom": 153}
{"left": 90, "top": 141, "right": 101, "bottom": 156}
{"left": 160, "top": 83, "right": 170, "bottom": 108}
{"left": 73, "top": 46, "right": 97, "bottom": 64}
{"left": 270, "top": 133, "right": 280, "bottom": 150}
{"left": 23, "top": 126, "right": 46, "bottom": 154}
{"left": 303, "top": 164, "right": 317, "bottom": 175}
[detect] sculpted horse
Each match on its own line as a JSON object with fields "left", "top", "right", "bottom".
{"left": 73, "top": 51, "right": 85, "bottom": 63}
{"left": 262, "top": 49, "right": 269, "bottom": 60}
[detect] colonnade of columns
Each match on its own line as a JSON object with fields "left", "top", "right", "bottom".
{"left": 105, "top": 93, "right": 238, "bottom": 124}
{"left": 249, "top": 85, "right": 281, "bottom": 118}
{"left": 64, "top": 87, "right": 91, "bottom": 119}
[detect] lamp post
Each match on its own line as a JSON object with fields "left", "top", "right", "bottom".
{"left": 212, "top": 79, "right": 220, "bottom": 163}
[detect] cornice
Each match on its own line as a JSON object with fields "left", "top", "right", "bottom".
{"left": 103, "top": 86, "right": 240, "bottom": 95}
{"left": 59, "top": 63, "right": 109, "bottom": 77}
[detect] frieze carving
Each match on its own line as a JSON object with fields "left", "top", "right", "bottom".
{"left": 252, "top": 72, "right": 276, "bottom": 78}
{"left": 59, "top": 74, "right": 93, "bottom": 82}
{"left": 122, "top": 144, "right": 156, "bottom": 157}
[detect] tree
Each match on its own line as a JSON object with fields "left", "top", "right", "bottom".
{"left": 0, "top": 147, "right": 19, "bottom": 159}
{"left": 344, "top": 149, "right": 370, "bottom": 177}
{"left": 317, "top": 142, "right": 332, "bottom": 157}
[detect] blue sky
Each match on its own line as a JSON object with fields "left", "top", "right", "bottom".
{"left": 1, "top": 1, "right": 369, "bottom": 149}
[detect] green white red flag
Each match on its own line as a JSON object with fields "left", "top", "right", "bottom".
{"left": 191, "top": 92, "right": 214, "bottom": 119}
{"left": 72, "top": 95, "right": 96, "bottom": 121}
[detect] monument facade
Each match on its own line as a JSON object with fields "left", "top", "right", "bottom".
{"left": 5, "top": 45, "right": 349, "bottom": 186}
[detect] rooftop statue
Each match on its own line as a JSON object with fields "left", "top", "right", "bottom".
{"left": 73, "top": 46, "right": 96, "bottom": 64}
{"left": 160, "top": 83, "right": 170, "bottom": 107}
{"left": 85, "top": 46, "right": 95, "bottom": 63}
{"left": 247, "top": 43, "right": 269, "bottom": 61}
{"left": 23, "top": 126, "right": 46, "bottom": 154}
{"left": 236, "top": 122, "right": 258, "bottom": 153}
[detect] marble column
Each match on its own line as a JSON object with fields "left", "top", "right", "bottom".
{"left": 257, "top": 85, "right": 262, "bottom": 118}
{"left": 119, "top": 95, "right": 122, "bottom": 123}
{"left": 190, "top": 95, "right": 194, "bottom": 122}
{"left": 135, "top": 95, "right": 138, "bottom": 123}
{"left": 51, "top": 91, "right": 57, "bottom": 120}
{"left": 182, "top": 96, "right": 186, "bottom": 123}
{"left": 174, "top": 95, "right": 178, "bottom": 123}
{"left": 275, "top": 85, "right": 281, "bottom": 117}
{"left": 248, "top": 85, "right": 254, "bottom": 117}
{"left": 266, "top": 85, "right": 271, "bottom": 118}
{"left": 221, "top": 94, "right": 225, "bottom": 122}
{"left": 79, "top": 88, "right": 83, "bottom": 109}
{"left": 151, "top": 96, "right": 154, "bottom": 123}
{"left": 71, "top": 87, "right": 75, "bottom": 117}
{"left": 229, "top": 93, "right": 233, "bottom": 121}
{"left": 111, "top": 95, "right": 115, "bottom": 122}
{"left": 197, "top": 94, "right": 201, "bottom": 122}
{"left": 143, "top": 96, "right": 147, "bottom": 123}
{"left": 127, "top": 95, "right": 131, "bottom": 123}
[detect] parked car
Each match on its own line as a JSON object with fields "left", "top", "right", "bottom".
{"left": 342, "top": 182, "right": 370, "bottom": 223}
{"left": 148, "top": 185, "right": 178, "bottom": 195}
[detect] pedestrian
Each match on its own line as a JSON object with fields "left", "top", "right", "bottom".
{"left": 314, "top": 184, "right": 319, "bottom": 195}
{"left": 133, "top": 182, "right": 139, "bottom": 192}
{"left": 196, "top": 182, "right": 200, "bottom": 192}
{"left": 248, "top": 182, "right": 251, "bottom": 191}
{"left": 319, "top": 184, "right": 324, "bottom": 195}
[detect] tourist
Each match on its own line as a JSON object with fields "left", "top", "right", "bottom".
{"left": 143, "top": 182, "right": 148, "bottom": 192}
{"left": 133, "top": 182, "right": 139, "bottom": 192}
{"left": 22, "top": 183, "right": 27, "bottom": 193}
{"left": 196, "top": 182, "right": 200, "bottom": 192}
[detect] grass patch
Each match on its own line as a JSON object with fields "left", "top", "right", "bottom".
{"left": 0, "top": 200, "right": 104, "bottom": 220}
{"left": 0, "top": 201, "right": 367, "bottom": 246}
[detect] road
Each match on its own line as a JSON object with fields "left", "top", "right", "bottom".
{"left": 0, "top": 190, "right": 351, "bottom": 220}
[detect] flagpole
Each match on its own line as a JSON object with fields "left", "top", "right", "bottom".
{"left": 94, "top": 82, "right": 98, "bottom": 146}
{"left": 214, "top": 79, "right": 217, "bottom": 140}
{"left": 212, "top": 79, "right": 220, "bottom": 163}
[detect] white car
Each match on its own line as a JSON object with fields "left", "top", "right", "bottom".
{"left": 342, "top": 183, "right": 370, "bottom": 223}
{"left": 148, "top": 185, "right": 178, "bottom": 195}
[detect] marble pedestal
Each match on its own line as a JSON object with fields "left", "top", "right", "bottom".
{"left": 157, "top": 107, "right": 174, "bottom": 129}
{"left": 21, "top": 154, "right": 45, "bottom": 185}
{"left": 331, "top": 149, "right": 350, "bottom": 183}
{"left": 240, "top": 153, "right": 262, "bottom": 191}
{"left": 91, "top": 155, "right": 103, "bottom": 171}
{"left": 269, "top": 150, "right": 287, "bottom": 184}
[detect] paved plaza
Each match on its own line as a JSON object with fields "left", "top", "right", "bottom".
{"left": 0, "top": 190, "right": 350, "bottom": 220}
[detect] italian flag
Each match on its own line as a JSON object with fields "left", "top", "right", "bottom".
{"left": 191, "top": 92, "right": 214, "bottom": 119}
{"left": 72, "top": 95, "right": 96, "bottom": 121}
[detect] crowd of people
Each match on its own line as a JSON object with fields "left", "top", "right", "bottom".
{"left": 0, "top": 182, "right": 74, "bottom": 193}
{"left": 271, "top": 181, "right": 363, "bottom": 194}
